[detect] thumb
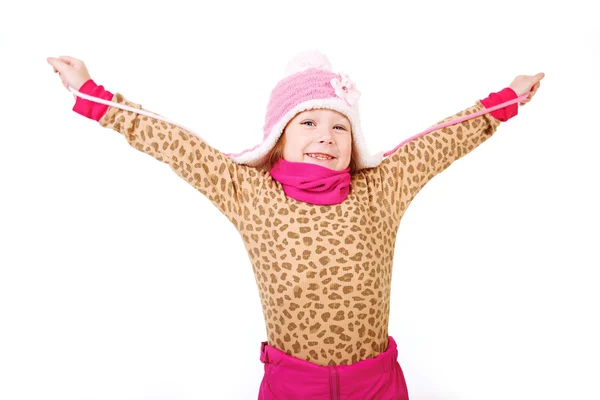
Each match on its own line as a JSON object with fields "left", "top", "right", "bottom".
{"left": 47, "top": 57, "right": 72, "bottom": 75}
{"left": 533, "top": 72, "right": 545, "bottom": 83}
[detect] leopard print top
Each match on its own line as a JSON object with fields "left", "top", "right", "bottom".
{"left": 99, "top": 93, "right": 502, "bottom": 366}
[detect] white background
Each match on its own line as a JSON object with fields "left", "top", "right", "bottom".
{"left": 1, "top": 0, "right": 598, "bottom": 399}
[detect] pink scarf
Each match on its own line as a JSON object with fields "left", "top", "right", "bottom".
{"left": 269, "top": 159, "right": 351, "bottom": 205}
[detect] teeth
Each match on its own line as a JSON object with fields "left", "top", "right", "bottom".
{"left": 307, "top": 153, "right": 333, "bottom": 160}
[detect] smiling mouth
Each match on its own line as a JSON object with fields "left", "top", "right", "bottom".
{"left": 306, "top": 153, "right": 336, "bottom": 160}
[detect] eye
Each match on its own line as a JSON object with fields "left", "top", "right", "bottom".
{"left": 301, "top": 121, "right": 348, "bottom": 131}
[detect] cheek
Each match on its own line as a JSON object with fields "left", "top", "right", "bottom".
{"left": 283, "top": 137, "right": 307, "bottom": 159}
{"left": 342, "top": 139, "right": 353, "bottom": 159}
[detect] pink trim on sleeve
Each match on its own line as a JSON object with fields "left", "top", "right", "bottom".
{"left": 72, "top": 79, "right": 114, "bottom": 121}
{"left": 480, "top": 87, "right": 519, "bottom": 122}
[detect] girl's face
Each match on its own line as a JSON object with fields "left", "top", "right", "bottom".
{"left": 281, "top": 109, "right": 352, "bottom": 171}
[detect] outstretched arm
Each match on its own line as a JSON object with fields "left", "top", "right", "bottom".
{"left": 48, "top": 56, "right": 264, "bottom": 227}
{"left": 369, "top": 73, "right": 544, "bottom": 222}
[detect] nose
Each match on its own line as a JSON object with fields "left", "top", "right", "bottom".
{"left": 317, "top": 129, "right": 335, "bottom": 145}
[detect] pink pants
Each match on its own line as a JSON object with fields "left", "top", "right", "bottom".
{"left": 258, "top": 336, "right": 409, "bottom": 400}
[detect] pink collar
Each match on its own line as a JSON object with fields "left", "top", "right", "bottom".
{"left": 269, "top": 159, "right": 351, "bottom": 205}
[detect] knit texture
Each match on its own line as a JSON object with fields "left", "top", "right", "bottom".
{"left": 224, "top": 51, "right": 385, "bottom": 170}
{"left": 263, "top": 68, "right": 341, "bottom": 140}
{"left": 480, "top": 87, "right": 518, "bottom": 121}
{"left": 72, "top": 79, "right": 113, "bottom": 121}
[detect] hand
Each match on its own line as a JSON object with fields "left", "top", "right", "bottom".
{"left": 508, "top": 72, "right": 545, "bottom": 106}
{"left": 46, "top": 56, "right": 92, "bottom": 100}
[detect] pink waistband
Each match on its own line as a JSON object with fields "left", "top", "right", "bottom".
{"left": 260, "top": 336, "right": 398, "bottom": 376}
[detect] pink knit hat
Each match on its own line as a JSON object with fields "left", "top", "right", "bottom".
{"left": 224, "top": 50, "right": 384, "bottom": 170}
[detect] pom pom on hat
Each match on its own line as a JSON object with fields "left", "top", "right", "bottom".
{"left": 284, "top": 50, "right": 333, "bottom": 77}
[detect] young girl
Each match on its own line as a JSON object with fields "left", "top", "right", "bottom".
{"left": 47, "top": 51, "right": 543, "bottom": 400}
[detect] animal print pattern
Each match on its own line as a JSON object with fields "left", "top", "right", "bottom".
{"left": 99, "top": 93, "right": 503, "bottom": 366}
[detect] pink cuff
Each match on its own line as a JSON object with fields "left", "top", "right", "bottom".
{"left": 480, "top": 87, "right": 519, "bottom": 122}
{"left": 72, "top": 79, "right": 114, "bottom": 121}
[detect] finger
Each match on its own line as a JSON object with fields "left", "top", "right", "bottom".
{"left": 47, "top": 57, "right": 70, "bottom": 74}
{"left": 47, "top": 58, "right": 58, "bottom": 73}
{"left": 59, "top": 75, "right": 69, "bottom": 90}
{"left": 531, "top": 84, "right": 540, "bottom": 94}
{"left": 59, "top": 55, "right": 81, "bottom": 66}
{"left": 527, "top": 82, "right": 539, "bottom": 94}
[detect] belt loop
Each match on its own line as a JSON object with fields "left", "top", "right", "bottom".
{"left": 260, "top": 341, "right": 269, "bottom": 364}
{"left": 384, "top": 336, "right": 396, "bottom": 373}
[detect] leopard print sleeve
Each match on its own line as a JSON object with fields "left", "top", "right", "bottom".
{"left": 371, "top": 100, "right": 503, "bottom": 223}
{"left": 98, "top": 92, "right": 265, "bottom": 227}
